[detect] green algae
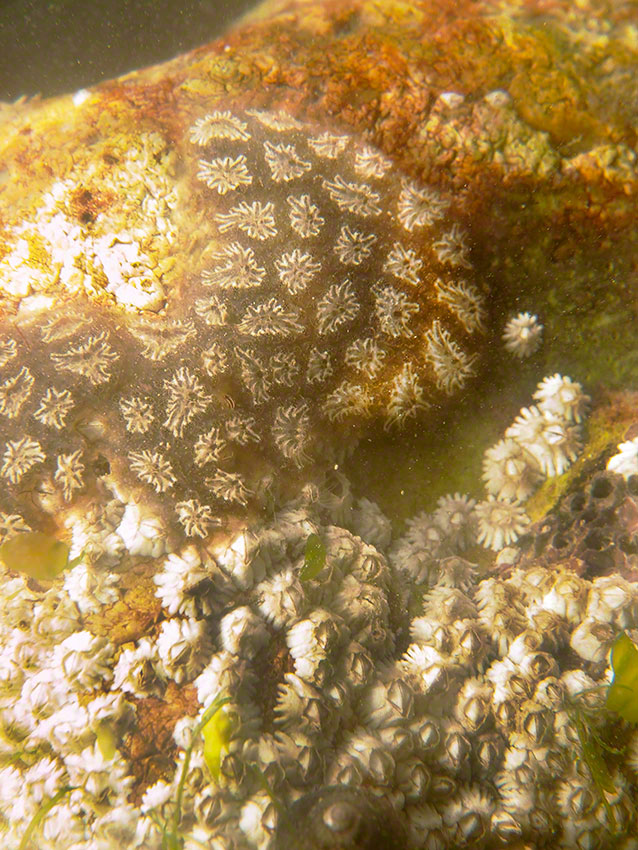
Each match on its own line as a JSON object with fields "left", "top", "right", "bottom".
{"left": 18, "top": 787, "right": 76, "bottom": 850}
{"left": 161, "top": 693, "right": 231, "bottom": 850}
{"left": 607, "top": 633, "right": 638, "bottom": 725}
{"left": 300, "top": 534, "right": 328, "bottom": 582}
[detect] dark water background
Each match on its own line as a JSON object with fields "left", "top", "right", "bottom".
{"left": 0, "top": 0, "right": 259, "bottom": 101}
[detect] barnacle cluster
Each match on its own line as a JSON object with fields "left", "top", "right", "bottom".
{"left": 0, "top": 106, "right": 487, "bottom": 544}
{"left": 3, "top": 446, "right": 638, "bottom": 849}
{"left": 469, "top": 374, "right": 588, "bottom": 552}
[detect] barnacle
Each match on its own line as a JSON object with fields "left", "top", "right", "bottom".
{"left": 475, "top": 496, "right": 530, "bottom": 551}
{"left": 502, "top": 312, "right": 543, "bottom": 358}
{"left": 607, "top": 437, "right": 638, "bottom": 479}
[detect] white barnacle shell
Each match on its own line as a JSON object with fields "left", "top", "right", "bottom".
{"left": 64, "top": 740, "right": 133, "bottom": 800}
{"left": 337, "top": 640, "right": 375, "bottom": 690}
{"left": 587, "top": 574, "right": 638, "bottom": 628}
{"left": 115, "top": 501, "right": 167, "bottom": 557}
{"left": 501, "top": 733, "right": 550, "bottom": 787}
{"left": 411, "top": 714, "right": 441, "bottom": 754}
{"left": 556, "top": 764, "right": 598, "bottom": 821}
{"left": 245, "top": 525, "right": 289, "bottom": 575}
{"left": 505, "top": 405, "right": 582, "bottom": 477}
{"left": 396, "top": 755, "right": 431, "bottom": 804}
{"left": 194, "top": 651, "right": 256, "bottom": 707}
{"left": 482, "top": 438, "right": 543, "bottom": 502}
{"left": 61, "top": 561, "right": 120, "bottom": 615}
{"left": 31, "top": 697, "right": 92, "bottom": 754}
{"left": 112, "top": 636, "right": 164, "bottom": 698}
{"left": 436, "top": 719, "right": 472, "bottom": 774}
{"left": 255, "top": 567, "right": 307, "bottom": 628}
{"left": 560, "top": 669, "right": 602, "bottom": 708}
{"left": 156, "top": 617, "right": 211, "bottom": 684}
{"left": 515, "top": 698, "right": 554, "bottom": 748}
{"left": 376, "top": 724, "right": 415, "bottom": 762}
{"left": 249, "top": 733, "right": 288, "bottom": 790}
{"left": 358, "top": 677, "right": 415, "bottom": 728}
{"left": 93, "top": 804, "right": 142, "bottom": 847}
{"left": 214, "top": 531, "right": 265, "bottom": 591}
{"left": 350, "top": 497, "right": 393, "bottom": 550}
{"left": 52, "top": 629, "right": 114, "bottom": 691}
{"left": 490, "top": 807, "right": 524, "bottom": 843}
{"left": 239, "top": 791, "right": 278, "bottom": 849}
{"left": 569, "top": 617, "right": 618, "bottom": 664}
{"left": 0, "top": 573, "right": 36, "bottom": 622}
{"left": 505, "top": 629, "right": 545, "bottom": 665}
{"left": 64, "top": 500, "right": 126, "bottom": 566}
{"left": 517, "top": 647, "right": 559, "bottom": 684}
{"left": 493, "top": 769, "right": 539, "bottom": 824}
{"left": 486, "top": 657, "right": 528, "bottom": 715}
{"left": 473, "top": 731, "right": 505, "bottom": 777}
{"left": 409, "top": 615, "right": 451, "bottom": 653}
{"left": 20, "top": 665, "right": 69, "bottom": 726}
{"left": 474, "top": 497, "right": 530, "bottom": 551}
{"left": 140, "top": 778, "right": 173, "bottom": 815}
{"left": 326, "top": 750, "right": 366, "bottom": 788}
{"left": 422, "top": 586, "right": 477, "bottom": 624}
{"left": 274, "top": 672, "right": 336, "bottom": 737}
{"left": 449, "top": 618, "right": 489, "bottom": 668}
{"left": 286, "top": 609, "right": 347, "bottom": 668}
{"left": 453, "top": 678, "right": 493, "bottom": 733}
{"left": 502, "top": 312, "right": 543, "bottom": 358}
{"left": 538, "top": 570, "right": 589, "bottom": 624}
{"left": 441, "top": 785, "right": 496, "bottom": 846}
{"left": 332, "top": 575, "right": 391, "bottom": 651}
{"left": 533, "top": 373, "right": 590, "bottom": 423}
{"left": 433, "top": 492, "right": 477, "bottom": 551}
{"left": 219, "top": 606, "right": 269, "bottom": 657}
{"left": 400, "top": 643, "right": 460, "bottom": 695}
{"left": 273, "top": 729, "right": 323, "bottom": 786}
{"left": 0, "top": 632, "right": 29, "bottom": 697}
{"left": 404, "top": 803, "right": 444, "bottom": 848}
{"left": 31, "top": 589, "right": 81, "bottom": 642}
{"left": 23, "top": 756, "right": 67, "bottom": 806}
{"left": 341, "top": 727, "right": 396, "bottom": 784}
{"left": 475, "top": 577, "right": 528, "bottom": 655}
{"left": 348, "top": 543, "right": 392, "bottom": 586}
{"left": 607, "top": 437, "right": 638, "bottom": 479}
{"left": 86, "top": 691, "right": 135, "bottom": 738}
{"left": 154, "top": 545, "right": 211, "bottom": 616}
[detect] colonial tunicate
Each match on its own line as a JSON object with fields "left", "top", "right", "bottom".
{"left": 0, "top": 108, "right": 487, "bottom": 543}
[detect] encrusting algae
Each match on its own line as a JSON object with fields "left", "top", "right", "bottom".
{"left": 1, "top": 0, "right": 638, "bottom": 848}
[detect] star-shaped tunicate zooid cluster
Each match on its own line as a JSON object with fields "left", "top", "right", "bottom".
{"left": 0, "top": 106, "right": 487, "bottom": 542}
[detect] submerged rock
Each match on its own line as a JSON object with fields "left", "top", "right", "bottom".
{"left": 0, "top": 0, "right": 638, "bottom": 848}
